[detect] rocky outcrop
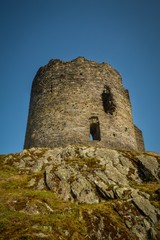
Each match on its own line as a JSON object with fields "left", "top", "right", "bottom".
{"left": 0, "top": 145, "right": 160, "bottom": 239}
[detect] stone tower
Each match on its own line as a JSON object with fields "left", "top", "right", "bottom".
{"left": 24, "top": 57, "right": 145, "bottom": 151}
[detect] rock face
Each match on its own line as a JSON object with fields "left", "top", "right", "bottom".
{"left": 24, "top": 57, "right": 144, "bottom": 151}
{"left": 0, "top": 145, "right": 159, "bottom": 239}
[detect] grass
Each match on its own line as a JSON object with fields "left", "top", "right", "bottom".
{"left": 129, "top": 182, "right": 160, "bottom": 207}
{"left": 130, "top": 182, "right": 160, "bottom": 195}
{"left": 0, "top": 187, "right": 87, "bottom": 239}
{"left": 0, "top": 172, "right": 134, "bottom": 240}
{"left": 66, "top": 157, "right": 100, "bottom": 169}
{"left": 0, "top": 159, "right": 86, "bottom": 239}
{"left": 0, "top": 148, "right": 159, "bottom": 239}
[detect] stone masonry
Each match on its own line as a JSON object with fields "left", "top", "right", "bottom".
{"left": 24, "top": 57, "right": 145, "bottom": 151}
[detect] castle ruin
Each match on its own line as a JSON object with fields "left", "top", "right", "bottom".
{"left": 24, "top": 57, "right": 145, "bottom": 151}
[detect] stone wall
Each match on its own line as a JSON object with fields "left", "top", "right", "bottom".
{"left": 24, "top": 57, "right": 144, "bottom": 151}
{"left": 134, "top": 125, "right": 145, "bottom": 151}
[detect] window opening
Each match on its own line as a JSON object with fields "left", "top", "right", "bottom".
{"left": 89, "top": 116, "right": 101, "bottom": 141}
{"left": 101, "top": 85, "right": 116, "bottom": 114}
{"left": 90, "top": 133, "right": 93, "bottom": 141}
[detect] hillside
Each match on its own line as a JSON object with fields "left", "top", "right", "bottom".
{"left": 0, "top": 145, "right": 160, "bottom": 239}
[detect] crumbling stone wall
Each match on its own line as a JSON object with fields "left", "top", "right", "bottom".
{"left": 134, "top": 125, "right": 145, "bottom": 151}
{"left": 24, "top": 57, "right": 144, "bottom": 151}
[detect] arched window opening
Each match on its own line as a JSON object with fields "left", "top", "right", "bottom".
{"left": 89, "top": 117, "right": 101, "bottom": 141}
{"left": 101, "top": 85, "right": 116, "bottom": 114}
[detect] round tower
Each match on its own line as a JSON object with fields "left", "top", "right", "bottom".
{"left": 24, "top": 57, "right": 143, "bottom": 150}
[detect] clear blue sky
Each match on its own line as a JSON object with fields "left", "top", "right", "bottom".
{"left": 0, "top": 0, "right": 160, "bottom": 154}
